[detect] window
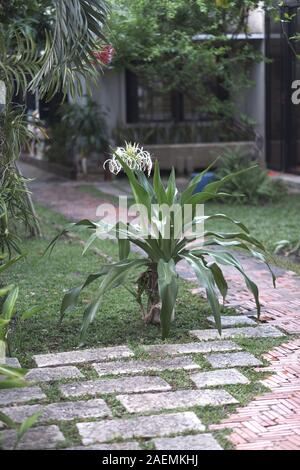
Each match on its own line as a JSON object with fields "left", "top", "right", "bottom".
{"left": 137, "top": 85, "right": 173, "bottom": 122}
{"left": 125, "top": 70, "right": 194, "bottom": 123}
{"left": 125, "top": 70, "right": 227, "bottom": 123}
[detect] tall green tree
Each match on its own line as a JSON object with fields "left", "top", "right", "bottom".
{"left": 108, "top": 0, "right": 274, "bottom": 123}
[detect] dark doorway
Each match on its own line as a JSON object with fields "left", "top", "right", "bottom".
{"left": 266, "top": 2, "right": 300, "bottom": 173}
{"left": 39, "top": 91, "right": 66, "bottom": 126}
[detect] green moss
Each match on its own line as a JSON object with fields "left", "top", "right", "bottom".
{"left": 159, "top": 370, "right": 192, "bottom": 389}
{"left": 57, "top": 422, "right": 82, "bottom": 448}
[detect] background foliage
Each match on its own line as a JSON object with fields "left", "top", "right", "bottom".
{"left": 216, "top": 148, "right": 287, "bottom": 205}
{"left": 46, "top": 99, "right": 109, "bottom": 166}
{"left": 0, "top": 0, "right": 108, "bottom": 253}
{"left": 107, "top": 0, "right": 275, "bottom": 125}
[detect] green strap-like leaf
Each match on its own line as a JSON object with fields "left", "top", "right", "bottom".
{"left": 166, "top": 167, "right": 178, "bottom": 205}
{"left": 0, "top": 379, "right": 28, "bottom": 389}
{"left": 20, "top": 305, "right": 42, "bottom": 321}
{"left": 0, "top": 254, "right": 26, "bottom": 273}
{"left": 60, "top": 264, "right": 119, "bottom": 321}
{"left": 157, "top": 259, "right": 178, "bottom": 339}
{"left": 0, "top": 365, "right": 28, "bottom": 379}
{"left": 79, "top": 258, "right": 148, "bottom": 342}
{"left": 180, "top": 160, "right": 218, "bottom": 205}
{"left": 207, "top": 262, "right": 228, "bottom": 301}
{"left": 117, "top": 222, "right": 131, "bottom": 260}
{"left": 45, "top": 219, "right": 97, "bottom": 255}
{"left": 182, "top": 253, "right": 221, "bottom": 333}
{"left": 136, "top": 170, "right": 156, "bottom": 201}
{"left": 15, "top": 411, "right": 42, "bottom": 449}
{"left": 118, "top": 238, "right": 130, "bottom": 260}
{"left": 153, "top": 160, "right": 168, "bottom": 205}
{"left": 204, "top": 230, "right": 264, "bottom": 250}
{"left": 0, "top": 411, "right": 17, "bottom": 429}
{"left": 80, "top": 298, "right": 102, "bottom": 345}
{"left": 116, "top": 157, "right": 151, "bottom": 214}
{"left": 82, "top": 233, "right": 98, "bottom": 255}
{"left": 182, "top": 166, "right": 256, "bottom": 208}
{"left": 0, "top": 285, "right": 15, "bottom": 298}
{"left": 2, "top": 286, "right": 19, "bottom": 320}
{"left": 206, "top": 251, "right": 261, "bottom": 318}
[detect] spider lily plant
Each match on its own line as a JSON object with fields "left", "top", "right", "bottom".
{"left": 48, "top": 143, "right": 275, "bottom": 342}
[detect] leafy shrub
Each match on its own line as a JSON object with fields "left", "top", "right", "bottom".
{"left": 0, "top": 255, "right": 41, "bottom": 441}
{"left": 49, "top": 143, "right": 275, "bottom": 342}
{"left": 274, "top": 237, "right": 300, "bottom": 259}
{"left": 216, "top": 148, "right": 287, "bottom": 205}
{"left": 46, "top": 99, "right": 109, "bottom": 165}
{"left": 0, "top": 106, "right": 41, "bottom": 255}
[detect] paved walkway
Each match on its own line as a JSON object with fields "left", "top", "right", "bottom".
{"left": 10, "top": 161, "right": 300, "bottom": 451}
{"left": 20, "top": 162, "right": 118, "bottom": 222}
{"left": 211, "top": 339, "right": 300, "bottom": 450}
{"left": 0, "top": 323, "right": 286, "bottom": 449}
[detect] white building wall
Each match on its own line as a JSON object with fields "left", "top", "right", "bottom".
{"left": 235, "top": 6, "right": 266, "bottom": 165}
{"left": 91, "top": 68, "right": 126, "bottom": 141}
{"left": 248, "top": 3, "right": 265, "bottom": 34}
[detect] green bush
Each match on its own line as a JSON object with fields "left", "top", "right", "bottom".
{"left": 46, "top": 98, "right": 109, "bottom": 166}
{"left": 216, "top": 148, "right": 287, "bottom": 205}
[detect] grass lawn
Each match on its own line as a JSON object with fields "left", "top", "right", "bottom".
{"left": 205, "top": 194, "right": 300, "bottom": 275}
{"left": 205, "top": 193, "right": 300, "bottom": 252}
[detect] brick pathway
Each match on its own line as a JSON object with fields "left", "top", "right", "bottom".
{"left": 211, "top": 340, "right": 300, "bottom": 450}
{"left": 10, "top": 161, "right": 300, "bottom": 450}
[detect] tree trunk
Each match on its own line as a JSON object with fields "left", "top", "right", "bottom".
{"left": 142, "top": 265, "right": 175, "bottom": 325}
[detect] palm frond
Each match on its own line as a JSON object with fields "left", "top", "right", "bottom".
{"left": 0, "top": 24, "right": 40, "bottom": 98}
{"left": 29, "top": 0, "right": 109, "bottom": 99}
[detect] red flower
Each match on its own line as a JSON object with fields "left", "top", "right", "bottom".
{"left": 92, "top": 45, "right": 115, "bottom": 65}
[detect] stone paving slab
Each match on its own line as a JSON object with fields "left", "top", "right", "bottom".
{"left": 93, "top": 356, "right": 200, "bottom": 377}
{"left": 190, "top": 325, "right": 284, "bottom": 341}
{"left": 207, "top": 315, "right": 256, "bottom": 328}
{"left": 0, "top": 425, "right": 65, "bottom": 449}
{"left": 190, "top": 369, "right": 250, "bottom": 388}
{"left": 205, "top": 352, "right": 262, "bottom": 369}
{"left": 4, "top": 357, "right": 21, "bottom": 368}
{"left": 142, "top": 340, "right": 242, "bottom": 357}
{"left": 0, "top": 386, "right": 46, "bottom": 406}
{"left": 1, "top": 398, "right": 111, "bottom": 424}
{"left": 153, "top": 433, "right": 223, "bottom": 450}
{"left": 33, "top": 345, "right": 134, "bottom": 367}
{"left": 68, "top": 442, "right": 142, "bottom": 450}
{"left": 117, "top": 389, "right": 238, "bottom": 414}
{"left": 26, "top": 365, "right": 84, "bottom": 383}
{"left": 59, "top": 375, "right": 171, "bottom": 398}
{"left": 77, "top": 411, "right": 205, "bottom": 446}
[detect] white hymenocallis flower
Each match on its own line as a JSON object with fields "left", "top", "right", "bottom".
{"left": 103, "top": 142, "right": 153, "bottom": 176}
